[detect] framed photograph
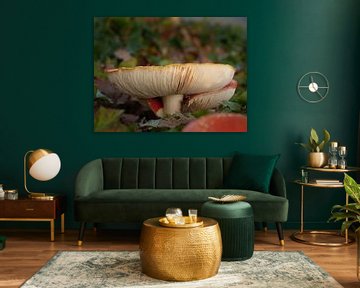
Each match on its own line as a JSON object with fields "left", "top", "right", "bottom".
{"left": 94, "top": 17, "right": 247, "bottom": 132}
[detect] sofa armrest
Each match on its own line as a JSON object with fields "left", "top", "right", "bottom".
{"left": 75, "top": 159, "right": 104, "bottom": 199}
{"left": 269, "top": 168, "right": 287, "bottom": 198}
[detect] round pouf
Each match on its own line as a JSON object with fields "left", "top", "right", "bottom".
{"left": 140, "top": 217, "right": 222, "bottom": 281}
{"left": 201, "top": 201, "right": 254, "bottom": 261}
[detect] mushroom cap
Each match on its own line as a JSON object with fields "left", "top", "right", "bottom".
{"left": 182, "top": 113, "right": 247, "bottom": 132}
{"left": 107, "top": 63, "right": 235, "bottom": 99}
{"left": 182, "top": 80, "right": 237, "bottom": 112}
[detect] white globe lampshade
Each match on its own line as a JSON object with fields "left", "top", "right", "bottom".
{"left": 29, "top": 152, "right": 61, "bottom": 181}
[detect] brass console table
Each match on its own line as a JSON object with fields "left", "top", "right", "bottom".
{"left": 291, "top": 166, "right": 359, "bottom": 246}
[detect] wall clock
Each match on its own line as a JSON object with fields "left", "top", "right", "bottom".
{"left": 297, "top": 72, "right": 329, "bottom": 103}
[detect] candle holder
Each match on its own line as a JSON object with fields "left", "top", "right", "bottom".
{"left": 328, "top": 142, "right": 338, "bottom": 169}
{"left": 337, "top": 146, "right": 347, "bottom": 169}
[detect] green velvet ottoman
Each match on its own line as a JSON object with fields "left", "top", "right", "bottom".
{"left": 201, "top": 201, "right": 254, "bottom": 261}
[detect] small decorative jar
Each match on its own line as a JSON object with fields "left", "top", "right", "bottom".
{"left": 5, "top": 189, "right": 18, "bottom": 200}
{"left": 301, "top": 169, "right": 309, "bottom": 183}
{"left": 0, "top": 184, "right": 4, "bottom": 199}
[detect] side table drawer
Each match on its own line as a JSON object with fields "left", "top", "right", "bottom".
{"left": 1, "top": 201, "right": 55, "bottom": 218}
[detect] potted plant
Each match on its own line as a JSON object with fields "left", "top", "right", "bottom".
{"left": 296, "top": 128, "right": 330, "bottom": 167}
{"left": 329, "top": 173, "right": 360, "bottom": 279}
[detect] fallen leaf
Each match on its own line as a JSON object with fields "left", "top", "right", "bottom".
{"left": 120, "top": 113, "right": 139, "bottom": 124}
{"left": 94, "top": 78, "right": 130, "bottom": 105}
{"left": 94, "top": 106, "right": 128, "bottom": 132}
{"left": 139, "top": 113, "right": 195, "bottom": 129}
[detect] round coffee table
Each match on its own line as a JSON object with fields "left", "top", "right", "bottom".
{"left": 139, "top": 217, "right": 222, "bottom": 281}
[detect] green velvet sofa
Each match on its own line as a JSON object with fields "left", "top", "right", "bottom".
{"left": 74, "top": 157, "right": 288, "bottom": 245}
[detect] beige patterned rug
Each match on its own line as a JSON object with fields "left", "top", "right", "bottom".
{"left": 21, "top": 251, "right": 342, "bottom": 288}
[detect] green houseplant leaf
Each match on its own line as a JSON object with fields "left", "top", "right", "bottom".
{"left": 297, "top": 142, "right": 312, "bottom": 152}
{"left": 317, "top": 130, "right": 330, "bottom": 151}
{"left": 296, "top": 128, "right": 331, "bottom": 152}
{"left": 344, "top": 173, "right": 360, "bottom": 204}
{"left": 310, "top": 128, "right": 319, "bottom": 144}
{"left": 329, "top": 173, "right": 360, "bottom": 233}
{"left": 323, "top": 129, "right": 330, "bottom": 144}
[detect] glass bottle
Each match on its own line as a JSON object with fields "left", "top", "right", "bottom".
{"left": 301, "top": 169, "right": 308, "bottom": 183}
{"left": 0, "top": 184, "right": 4, "bottom": 199}
{"left": 337, "top": 146, "right": 347, "bottom": 169}
{"left": 6, "top": 189, "right": 18, "bottom": 200}
{"left": 328, "top": 142, "right": 338, "bottom": 169}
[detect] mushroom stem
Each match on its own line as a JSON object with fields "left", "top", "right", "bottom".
{"left": 162, "top": 94, "right": 183, "bottom": 116}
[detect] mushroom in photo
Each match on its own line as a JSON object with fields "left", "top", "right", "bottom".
{"left": 182, "top": 113, "right": 247, "bottom": 132}
{"left": 106, "top": 63, "right": 237, "bottom": 117}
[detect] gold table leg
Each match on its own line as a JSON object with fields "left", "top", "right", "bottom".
{"left": 61, "top": 213, "right": 65, "bottom": 234}
{"left": 50, "top": 219, "right": 55, "bottom": 242}
{"left": 345, "top": 194, "right": 348, "bottom": 243}
{"left": 300, "top": 185, "right": 304, "bottom": 233}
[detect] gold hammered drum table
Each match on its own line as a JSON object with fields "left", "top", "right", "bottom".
{"left": 139, "top": 217, "right": 222, "bottom": 281}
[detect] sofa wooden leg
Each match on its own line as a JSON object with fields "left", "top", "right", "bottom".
{"left": 262, "top": 222, "right": 268, "bottom": 232}
{"left": 77, "top": 222, "right": 86, "bottom": 246}
{"left": 93, "top": 223, "right": 98, "bottom": 233}
{"left": 276, "top": 222, "right": 284, "bottom": 246}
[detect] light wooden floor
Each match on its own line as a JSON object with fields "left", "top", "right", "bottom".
{"left": 0, "top": 228, "right": 358, "bottom": 288}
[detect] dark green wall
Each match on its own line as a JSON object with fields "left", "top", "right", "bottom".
{"left": 1, "top": 0, "right": 359, "bottom": 230}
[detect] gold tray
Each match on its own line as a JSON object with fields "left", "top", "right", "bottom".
{"left": 208, "top": 194, "right": 246, "bottom": 203}
{"left": 159, "top": 216, "right": 204, "bottom": 228}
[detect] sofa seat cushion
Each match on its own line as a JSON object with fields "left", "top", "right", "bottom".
{"left": 76, "top": 189, "right": 281, "bottom": 202}
{"left": 75, "top": 189, "right": 288, "bottom": 222}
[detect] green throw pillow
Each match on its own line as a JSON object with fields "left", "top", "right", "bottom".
{"left": 223, "top": 153, "right": 280, "bottom": 193}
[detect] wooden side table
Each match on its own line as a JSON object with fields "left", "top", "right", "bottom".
{"left": 0, "top": 195, "right": 66, "bottom": 241}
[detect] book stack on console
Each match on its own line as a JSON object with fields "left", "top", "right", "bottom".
{"left": 314, "top": 179, "right": 341, "bottom": 185}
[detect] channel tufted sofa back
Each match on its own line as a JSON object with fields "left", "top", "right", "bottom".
{"left": 102, "top": 157, "right": 233, "bottom": 190}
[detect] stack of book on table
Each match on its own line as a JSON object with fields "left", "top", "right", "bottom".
{"left": 314, "top": 179, "right": 342, "bottom": 185}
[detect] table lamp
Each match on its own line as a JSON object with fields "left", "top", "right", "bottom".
{"left": 24, "top": 149, "right": 61, "bottom": 199}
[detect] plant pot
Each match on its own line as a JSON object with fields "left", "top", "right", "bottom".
{"left": 308, "top": 152, "right": 328, "bottom": 168}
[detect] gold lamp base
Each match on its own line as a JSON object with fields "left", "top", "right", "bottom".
{"left": 28, "top": 192, "right": 55, "bottom": 200}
